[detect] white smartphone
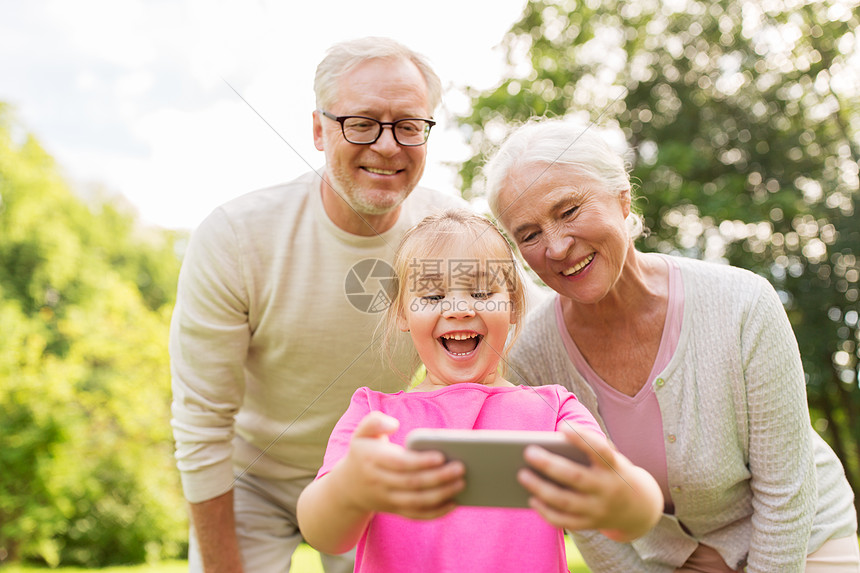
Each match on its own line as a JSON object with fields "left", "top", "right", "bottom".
{"left": 405, "top": 428, "right": 590, "bottom": 508}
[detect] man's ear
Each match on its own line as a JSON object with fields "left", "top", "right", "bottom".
{"left": 313, "top": 110, "right": 325, "bottom": 151}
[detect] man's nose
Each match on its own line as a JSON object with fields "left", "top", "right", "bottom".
{"left": 369, "top": 125, "right": 400, "bottom": 156}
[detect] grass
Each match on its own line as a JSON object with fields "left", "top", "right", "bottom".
{"left": 289, "top": 541, "right": 591, "bottom": 572}
{"left": 15, "top": 533, "right": 860, "bottom": 571}
{"left": 2, "top": 540, "right": 591, "bottom": 572}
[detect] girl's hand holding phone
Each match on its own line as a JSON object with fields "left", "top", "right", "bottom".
{"left": 339, "top": 411, "right": 466, "bottom": 520}
{"left": 518, "top": 425, "right": 663, "bottom": 542}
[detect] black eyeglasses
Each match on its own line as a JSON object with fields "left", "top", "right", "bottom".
{"left": 319, "top": 110, "right": 435, "bottom": 146}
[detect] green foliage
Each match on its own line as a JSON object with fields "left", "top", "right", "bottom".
{"left": 459, "top": 0, "right": 860, "bottom": 518}
{"left": 1, "top": 561, "right": 188, "bottom": 573}
{"left": 0, "top": 106, "right": 188, "bottom": 566}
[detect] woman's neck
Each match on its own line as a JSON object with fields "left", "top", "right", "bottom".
{"left": 559, "top": 249, "right": 670, "bottom": 396}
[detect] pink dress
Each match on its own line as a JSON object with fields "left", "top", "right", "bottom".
{"left": 317, "top": 383, "right": 604, "bottom": 573}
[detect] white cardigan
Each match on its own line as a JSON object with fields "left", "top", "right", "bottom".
{"left": 506, "top": 255, "right": 856, "bottom": 572}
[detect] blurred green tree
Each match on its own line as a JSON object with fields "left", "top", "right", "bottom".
{"left": 458, "top": 0, "right": 860, "bottom": 519}
{"left": 0, "top": 104, "right": 188, "bottom": 566}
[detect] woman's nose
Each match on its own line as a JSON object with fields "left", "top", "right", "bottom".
{"left": 545, "top": 231, "right": 574, "bottom": 260}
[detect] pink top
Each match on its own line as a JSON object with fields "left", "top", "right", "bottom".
{"left": 317, "top": 383, "right": 604, "bottom": 573}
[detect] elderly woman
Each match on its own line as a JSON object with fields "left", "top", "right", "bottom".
{"left": 484, "top": 118, "right": 858, "bottom": 573}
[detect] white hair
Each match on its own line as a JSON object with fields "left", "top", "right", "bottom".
{"left": 314, "top": 37, "right": 442, "bottom": 114}
{"left": 483, "top": 118, "right": 643, "bottom": 239}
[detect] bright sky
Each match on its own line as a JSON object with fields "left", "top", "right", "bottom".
{"left": 1, "top": 0, "right": 528, "bottom": 230}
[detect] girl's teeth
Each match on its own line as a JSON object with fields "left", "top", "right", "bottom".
{"left": 440, "top": 333, "right": 480, "bottom": 355}
{"left": 442, "top": 333, "right": 476, "bottom": 340}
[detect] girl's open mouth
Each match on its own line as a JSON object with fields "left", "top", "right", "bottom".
{"left": 439, "top": 332, "right": 482, "bottom": 356}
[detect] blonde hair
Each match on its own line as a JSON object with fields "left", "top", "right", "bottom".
{"left": 314, "top": 37, "right": 442, "bottom": 114}
{"left": 382, "top": 209, "right": 526, "bottom": 378}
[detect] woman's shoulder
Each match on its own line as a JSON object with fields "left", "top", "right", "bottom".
{"left": 666, "top": 255, "right": 788, "bottom": 338}
{"left": 669, "top": 253, "right": 762, "bottom": 278}
{"left": 517, "top": 293, "right": 558, "bottom": 339}
{"left": 668, "top": 254, "right": 771, "bottom": 300}
{"left": 509, "top": 295, "right": 560, "bottom": 364}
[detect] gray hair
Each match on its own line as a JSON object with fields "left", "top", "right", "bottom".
{"left": 483, "top": 118, "right": 643, "bottom": 238}
{"left": 314, "top": 37, "right": 442, "bottom": 114}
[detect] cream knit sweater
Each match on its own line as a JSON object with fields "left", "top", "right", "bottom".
{"left": 169, "top": 170, "right": 465, "bottom": 504}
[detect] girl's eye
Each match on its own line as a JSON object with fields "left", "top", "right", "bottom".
{"left": 472, "top": 291, "right": 493, "bottom": 300}
{"left": 421, "top": 294, "right": 444, "bottom": 302}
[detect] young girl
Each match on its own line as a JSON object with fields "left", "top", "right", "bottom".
{"left": 297, "top": 209, "right": 662, "bottom": 572}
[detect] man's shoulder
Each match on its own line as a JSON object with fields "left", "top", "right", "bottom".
{"left": 220, "top": 171, "right": 318, "bottom": 217}
{"left": 408, "top": 184, "right": 466, "bottom": 203}
{"left": 195, "top": 171, "right": 318, "bottom": 234}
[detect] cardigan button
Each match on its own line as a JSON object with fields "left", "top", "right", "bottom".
{"left": 655, "top": 378, "right": 665, "bottom": 387}
{"left": 667, "top": 434, "right": 677, "bottom": 443}
{"left": 671, "top": 486, "right": 682, "bottom": 493}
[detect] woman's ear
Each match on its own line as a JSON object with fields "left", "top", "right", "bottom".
{"left": 619, "top": 187, "right": 632, "bottom": 218}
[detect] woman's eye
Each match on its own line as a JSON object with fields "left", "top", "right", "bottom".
{"left": 562, "top": 206, "right": 578, "bottom": 218}
{"left": 519, "top": 231, "right": 538, "bottom": 243}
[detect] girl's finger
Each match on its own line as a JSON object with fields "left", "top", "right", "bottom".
{"left": 527, "top": 494, "right": 595, "bottom": 531}
{"left": 389, "top": 477, "right": 466, "bottom": 513}
{"left": 522, "top": 443, "right": 598, "bottom": 494}
{"left": 557, "top": 424, "right": 617, "bottom": 470}
{"left": 518, "top": 466, "right": 597, "bottom": 513}
{"left": 383, "top": 460, "right": 465, "bottom": 492}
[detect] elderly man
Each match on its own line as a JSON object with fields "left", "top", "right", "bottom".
{"left": 170, "top": 37, "right": 465, "bottom": 572}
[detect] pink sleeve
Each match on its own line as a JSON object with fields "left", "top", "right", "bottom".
{"left": 316, "top": 388, "right": 373, "bottom": 478}
{"left": 554, "top": 386, "right": 604, "bottom": 437}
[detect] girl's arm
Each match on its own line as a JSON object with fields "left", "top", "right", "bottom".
{"left": 519, "top": 424, "right": 663, "bottom": 542}
{"left": 297, "top": 412, "right": 465, "bottom": 555}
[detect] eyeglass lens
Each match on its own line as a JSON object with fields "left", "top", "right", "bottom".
{"left": 341, "top": 117, "right": 430, "bottom": 145}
